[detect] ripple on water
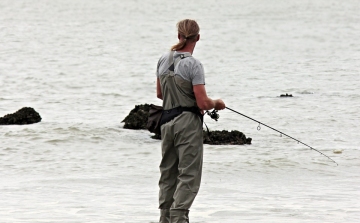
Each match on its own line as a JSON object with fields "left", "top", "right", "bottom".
{"left": 297, "top": 90, "right": 314, "bottom": 94}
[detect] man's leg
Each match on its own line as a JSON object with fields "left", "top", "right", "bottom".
{"left": 159, "top": 209, "right": 170, "bottom": 223}
{"left": 159, "top": 124, "right": 178, "bottom": 211}
{"left": 170, "top": 114, "right": 203, "bottom": 222}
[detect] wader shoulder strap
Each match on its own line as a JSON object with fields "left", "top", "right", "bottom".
{"left": 168, "top": 51, "right": 175, "bottom": 71}
{"left": 168, "top": 51, "right": 192, "bottom": 72}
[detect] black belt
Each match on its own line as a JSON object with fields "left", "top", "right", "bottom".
{"left": 160, "top": 106, "right": 203, "bottom": 126}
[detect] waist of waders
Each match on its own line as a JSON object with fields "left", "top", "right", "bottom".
{"left": 160, "top": 106, "right": 203, "bottom": 126}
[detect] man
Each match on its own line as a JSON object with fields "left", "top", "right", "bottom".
{"left": 156, "top": 19, "right": 225, "bottom": 223}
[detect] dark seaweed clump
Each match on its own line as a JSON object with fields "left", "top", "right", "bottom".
{"left": 122, "top": 104, "right": 252, "bottom": 145}
{"left": 0, "top": 107, "right": 42, "bottom": 125}
{"left": 121, "top": 104, "right": 151, "bottom": 129}
{"left": 204, "top": 130, "right": 252, "bottom": 145}
{"left": 150, "top": 130, "right": 252, "bottom": 145}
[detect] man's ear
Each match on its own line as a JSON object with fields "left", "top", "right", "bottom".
{"left": 196, "top": 34, "right": 200, "bottom": 41}
{"left": 178, "top": 33, "right": 181, "bottom": 40}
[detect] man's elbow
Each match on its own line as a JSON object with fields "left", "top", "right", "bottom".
{"left": 157, "top": 93, "right": 163, "bottom": 100}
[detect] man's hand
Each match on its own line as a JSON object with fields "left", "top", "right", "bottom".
{"left": 214, "top": 99, "right": 225, "bottom": 110}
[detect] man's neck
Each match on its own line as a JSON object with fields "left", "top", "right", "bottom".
{"left": 177, "top": 43, "right": 196, "bottom": 55}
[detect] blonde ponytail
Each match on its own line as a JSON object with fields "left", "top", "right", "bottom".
{"left": 171, "top": 19, "right": 200, "bottom": 51}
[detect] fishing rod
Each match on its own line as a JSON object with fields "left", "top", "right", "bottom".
{"left": 206, "top": 107, "right": 338, "bottom": 166}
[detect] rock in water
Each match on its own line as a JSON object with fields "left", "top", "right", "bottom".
{"left": 280, "top": 93, "right": 293, "bottom": 97}
{"left": 122, "top": 104, "right": 252, "bottom": 145}
{"left": 0, "top": 107, "right": 42, "bottom": 125}
{"left": 122, "top": 104, "right": 151, "bottom": 129}
{"left": 203, "top": 130, "right": 252, "bottom": 145}
{"left": 151, "top": 130, "right": 252, "bottom": 145}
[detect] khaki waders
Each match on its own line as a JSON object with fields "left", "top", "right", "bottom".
{"left": 158, "top": 52, "right": 203, "bottom": 223}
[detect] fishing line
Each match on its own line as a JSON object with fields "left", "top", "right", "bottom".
{"left": 207, "top": 107, "right": 338, "bottom": 166}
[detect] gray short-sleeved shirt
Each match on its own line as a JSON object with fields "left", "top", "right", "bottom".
{"left": 156, "top": 51, "right": 205, "bottom": 85}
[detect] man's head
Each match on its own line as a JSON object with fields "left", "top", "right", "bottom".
{"left": 171, "top": 19, "right": 200, "bottom": 51}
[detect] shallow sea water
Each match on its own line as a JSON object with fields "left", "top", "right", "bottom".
{"left": 1, "top": 0, "right": 359, "bottom": 222}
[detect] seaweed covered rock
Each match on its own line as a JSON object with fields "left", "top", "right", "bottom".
{"left": 151, "top": 130, "right": 252, "bottom": 145}
{"left": 151, "top": 130, "right": 251, "bottom": 145}
{"left": 122, "top": 104, "right": 151, "bottom": 129}
{"left": 123, "top": 104, "right": 252, "bottom": 145}
{"left": 151, "top": 133, "right": 161, "bottom": 140}
{"left": 203, "top": 130, "right": 251, "bottom": 145}
{"left": 0, "top": 107, "right": 42, "bottom": 125}
{"left": 280, "top": 93, "right": 293, "bottom": 97}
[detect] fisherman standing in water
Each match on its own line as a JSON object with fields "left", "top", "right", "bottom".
{"left": 156, "top": 19, "right": 225, "bottom": 223}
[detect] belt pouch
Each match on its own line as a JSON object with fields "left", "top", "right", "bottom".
{"left": 160, "top": 107, "right": 183, "bottom": 126}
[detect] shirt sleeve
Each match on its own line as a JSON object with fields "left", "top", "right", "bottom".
{"left": 191, "top": 61, "right": 205, "bottom": 85}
